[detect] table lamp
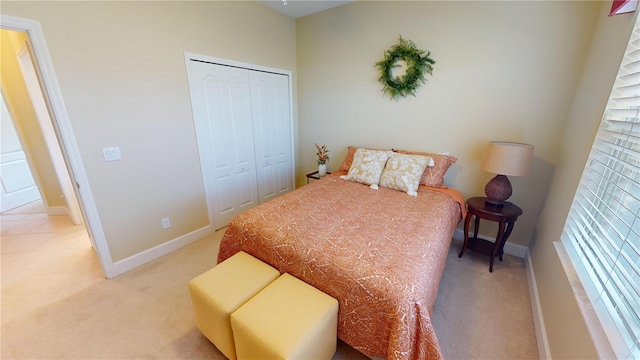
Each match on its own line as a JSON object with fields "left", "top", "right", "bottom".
{"left": 481, "top": 141, "right": 534, "bottom": 206}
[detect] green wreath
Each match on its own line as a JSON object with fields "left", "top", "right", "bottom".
{"left": 375, "top": 37, "right": 435, "bottom": 100}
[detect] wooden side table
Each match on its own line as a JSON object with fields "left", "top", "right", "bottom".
{"left": 458, "top": 197, "right": 523, "bottom": 272}
{"left": 306, "top": 171, "right": 331, "bottom": 184}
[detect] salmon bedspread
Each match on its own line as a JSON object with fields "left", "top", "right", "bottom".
{"left": 217, "top": 173, "right": 463, "bottom": 360}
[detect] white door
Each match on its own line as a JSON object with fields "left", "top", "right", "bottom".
{"left": 250, "top": 71, "right": 293, "bottom": 203}
{"left": 187, "top": 61, "right": 260, "bottom": 230}
{"left": 0, "top": 91, "right": 41, "bottom": 212}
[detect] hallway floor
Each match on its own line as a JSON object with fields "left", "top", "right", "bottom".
{"left": 0, "top": 201, "right": 104, "bottom": 325}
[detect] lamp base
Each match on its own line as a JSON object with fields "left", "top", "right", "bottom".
{"left": 484, "top": 174, "right": 512, "bottom": 206}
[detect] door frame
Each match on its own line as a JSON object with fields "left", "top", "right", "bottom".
{"left": 184, "top": 52, "right": 296, "bottom": 229}
{"left": 1, "top": 14, "right": 114, "bottom": 277}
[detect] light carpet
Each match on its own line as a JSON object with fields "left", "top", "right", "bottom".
{"left": 1, "top": 228, "right": 538, "bottom": 359}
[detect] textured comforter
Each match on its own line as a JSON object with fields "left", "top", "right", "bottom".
{"left": 217, "top": 173, "right": 463, "bottom": 360}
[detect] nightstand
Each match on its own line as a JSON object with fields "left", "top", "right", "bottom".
{"left": 458, "top": 197, "right": 523, "bottom": 272}
{"left": 306, "top": 171, "right": 331, "bottom": 184}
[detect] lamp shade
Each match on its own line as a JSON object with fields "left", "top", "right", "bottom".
{"left": 481, "top": 141, "right": 534, "bottom": 176}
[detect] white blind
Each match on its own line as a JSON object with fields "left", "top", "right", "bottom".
{"left": 562, "top": 14, "right": 640, "bottom": 360}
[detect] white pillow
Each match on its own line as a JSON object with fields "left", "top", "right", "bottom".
{"left": 379, "top": 153, "right": 431, "bottom": 196}
{"left": 340, "top": 148, "right": 392, "bottom": 189}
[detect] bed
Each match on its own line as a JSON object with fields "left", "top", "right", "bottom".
{"left": 217, "top": 148, "right": 465, "bottom": 360}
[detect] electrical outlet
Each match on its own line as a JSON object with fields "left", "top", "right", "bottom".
{"left": 161, "top": 217, "right": 171, "bottom": 229}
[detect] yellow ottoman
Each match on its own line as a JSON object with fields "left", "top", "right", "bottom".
{"left": 230, "top": 273, "right": 339, "bottom": 360}
{"left": 189, "top": 251, "right": 280, "bottom": 360}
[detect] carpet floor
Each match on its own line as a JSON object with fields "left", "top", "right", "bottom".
{"left": 1, "top": 207, "right": 538, "bottom": 359}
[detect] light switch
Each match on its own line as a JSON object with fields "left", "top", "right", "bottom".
{"left": 102, "top": 147, "right": 121, "bottom": 162}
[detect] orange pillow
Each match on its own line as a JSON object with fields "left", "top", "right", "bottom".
{"left": 338, "top": 146, "right": 358, "bottom": 172}
{"left": 395, "top": 149, "right": 457, "bottom": 188}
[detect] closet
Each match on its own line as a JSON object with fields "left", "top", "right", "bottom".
{"left": 185, "top": 54, "right": 294, "bottom": 231}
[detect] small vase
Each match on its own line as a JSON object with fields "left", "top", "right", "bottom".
{"left": 318, "top": 163, "right": 327, "bottom": 177}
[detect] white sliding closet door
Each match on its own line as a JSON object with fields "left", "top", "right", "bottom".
{"left": 250, "top": 71, "right": 293, "bottom": 203}
{"left": 186, "top": 54, "right": 294, "bottom": 231}
{"left": 187, "top": 61, "right": 259, "bottom": 230}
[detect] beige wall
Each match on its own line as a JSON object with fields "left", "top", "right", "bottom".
{"left": 0, "top": 29, "right": 65, "bottom": 208}
{"left": 296, "top": 1, "right": 599, "bottom": 248}
{"left": 297, "top": 1, "right": 637, "bottom": 358}
{"left": 531, "top": 4, "right": 637, "bottom": 359}
{"left": 1, "top": 1, "right": 297, "bottom": 261}
{"left": 3, "top": 0, "right": 636, "bottom": 356}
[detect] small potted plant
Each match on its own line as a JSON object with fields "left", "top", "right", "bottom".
{"left": 315, "top": 143, "right": 330, "bottom": 177}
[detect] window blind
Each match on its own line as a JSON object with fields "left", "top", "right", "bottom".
{"left": 561, "top": 14, "right": 640, "bottom": 360}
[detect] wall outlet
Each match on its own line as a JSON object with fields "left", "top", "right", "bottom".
{"left": 161, "top": 217, "right": 171, "bottom": 229}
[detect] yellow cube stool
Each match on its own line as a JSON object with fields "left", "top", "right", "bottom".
{"left": 189, "top": 251, "right": 280, "bottom": 360}
{"left": 230, "top": 273, "right": 339, "bottom": 360}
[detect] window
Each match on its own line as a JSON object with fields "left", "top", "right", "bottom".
{"left": 561, "top": 14, "right": 640, "bottom": 360}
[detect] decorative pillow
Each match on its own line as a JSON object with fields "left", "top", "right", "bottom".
{"left": 395, "top": 149, "right": 457, "bottom": 188}
{"left": 379, "top": 153, "right": 431, "bottom": 196}
{"left": 340, "top": 148, "right": 392, "bottom": 189}
{"left": 338, "top": 146, "right": 390, "bottom": 173}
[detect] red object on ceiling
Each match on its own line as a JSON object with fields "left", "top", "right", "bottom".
{"left": 609, "top": 0, "right": 639, "bottom": 16}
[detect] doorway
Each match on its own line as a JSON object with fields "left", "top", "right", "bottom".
{"left": 0, "top": 28, "right": 106, "bottom": 324}
{"left": 1, "top": 31, "right": 82, "bottom": 224}
{"left": 0, "top": 15, "right": 114, "bottom": 278}
{"left": 0, "top": 28, "right": 86, "bottom": 225}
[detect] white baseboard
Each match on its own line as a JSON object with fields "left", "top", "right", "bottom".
{"left": 47, "top": 205, "right": 84, "bottom": 225}
{"left": 453, "top": 228, "right": 528, "bottom": 258}
{"left": 47, "top": 206, "right": 68, "bottom": 216}
{"left": 525, "top": 251, "right": 552, "bottom": 360}
{"left": 108, "top": 225, "right": 213, "bottom": 278}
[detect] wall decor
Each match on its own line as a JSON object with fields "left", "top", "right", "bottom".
{"left": 609, "top": 0, "right": 638, "bottom": 16}
{"left": 375, "top": 36, "right": 435, "bottom": 100}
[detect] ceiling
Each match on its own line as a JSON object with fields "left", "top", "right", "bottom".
{"left": 256, "top": 0, "right": 354, "bottom": 19}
